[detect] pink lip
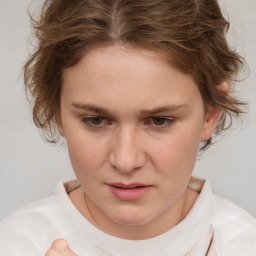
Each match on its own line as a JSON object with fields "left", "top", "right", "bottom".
{"left": 107, "top": 183, "right": 152, "bottom": 201}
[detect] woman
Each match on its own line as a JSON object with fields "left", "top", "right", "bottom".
{"left": 0, "top": 0, "right": 255, "bottom": 255}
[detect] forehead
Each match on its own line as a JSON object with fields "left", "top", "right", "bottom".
{"left": 61, "top": 45, "right": 203, "bottom": 113}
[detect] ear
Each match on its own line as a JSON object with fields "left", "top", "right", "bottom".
{"left": 200, "top": 82, "right": 229, "bottom": 141}
{"left": 200, "top": 105, "right": 221, "bottom": 141}
{"left": 57, "top": 113, "right": 65, "bottom": 138}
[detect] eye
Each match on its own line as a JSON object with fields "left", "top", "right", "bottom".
{"left": 146, "top": 117, "right": 174, "bottom": 128}
{"left": 81, "top": 116, "right": 110, "bottom": 128}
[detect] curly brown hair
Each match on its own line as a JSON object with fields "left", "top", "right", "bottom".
{"left": 24, "top": 0, "right": 246, "bottom": 148}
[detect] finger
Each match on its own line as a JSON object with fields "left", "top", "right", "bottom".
{"left": 45, "top": 238, "right": 78, "bottom": 256}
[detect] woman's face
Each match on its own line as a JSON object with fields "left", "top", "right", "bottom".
{"left": 59, "top": 45, "right": 219, "bottom": 234}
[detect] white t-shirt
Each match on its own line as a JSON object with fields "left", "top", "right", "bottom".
{"left": 0, "top": 177, "right": 255, "bottom": 256}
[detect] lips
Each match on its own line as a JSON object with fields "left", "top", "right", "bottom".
{"left": 109, "top": 183, "right": 148, "bottom": 189}
{"left": 107, "top": 183, "right": 152, "bottom": 201}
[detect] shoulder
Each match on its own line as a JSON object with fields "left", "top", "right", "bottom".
{"left": 0, "top": 180, "right": 73, "bottom": 256}
{"left": 0, "top": 180, "right": 75, "bottom": 234}
{"left": 212, "top": 195, "right": 256, "bottom": 255}
{"left": 0, "top": 195, "right": 59, "bottom": 255}
{"left": 0, "top": 195, "right": 57, "bottom": 230}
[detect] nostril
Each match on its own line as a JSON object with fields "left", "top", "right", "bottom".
{"left": 109, "top": 140, "right": 146, "bottom": 174}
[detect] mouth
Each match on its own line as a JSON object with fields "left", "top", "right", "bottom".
{"left": 106, "top": 183, "right": 152, "bottom": 201}
{"left": 109, "top": 183, "right": 149, "bottom": 189}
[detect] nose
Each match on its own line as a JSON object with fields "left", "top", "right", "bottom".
{"left": 110, "top": 126, "right": 146, "bottom": 174}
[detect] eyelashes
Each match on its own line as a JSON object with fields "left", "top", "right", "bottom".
{"left": 81, "top": 116, "right": 174, "bottom": 130}
{"left": 81, "top": 116, "right": 108, "bottom": 126}
{"left": 145, "top": 117, "right": 174, "bottom": 127}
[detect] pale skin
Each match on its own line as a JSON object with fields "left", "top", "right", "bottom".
{"left": 45, "top": 239, "right": 77, "bottom": 256}
{"left": 45, "top": 45, "right": 224, "bottom": 255}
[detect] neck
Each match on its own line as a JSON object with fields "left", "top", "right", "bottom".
{"left": 69, "top": 187, "right": 198, "bottom": 240}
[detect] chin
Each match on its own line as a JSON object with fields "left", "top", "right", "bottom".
{"left": 107, "top": 208, "right": 155, "bottom": 226}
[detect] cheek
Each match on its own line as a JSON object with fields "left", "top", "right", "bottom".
{"left": 152, "top": 129, "right": 200, "bottom": 163}
{"left": 148, "top": 134, "right": 199, "bottom": 201}
{"left": 148, "top": 126, "right": 201, "bottom": 179}
{"left": 65, "top": 133, "right": 108, "bottom": 179}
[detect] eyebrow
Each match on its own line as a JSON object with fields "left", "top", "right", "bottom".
{"left": 71, "top": 103, "right": 188, "bottom": 117}
{"left": 139, "top": 105, "right": 188, "bottom": 115}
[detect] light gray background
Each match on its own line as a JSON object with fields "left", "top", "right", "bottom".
{"left": 0, "top": 0, "right": 255, "bottom": 221}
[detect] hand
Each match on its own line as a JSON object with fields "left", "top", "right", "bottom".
{"left": 45, "top": 238, "right": 78, "bottom": 256}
